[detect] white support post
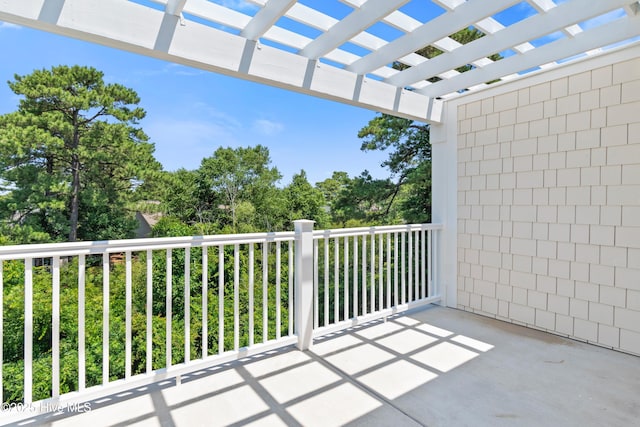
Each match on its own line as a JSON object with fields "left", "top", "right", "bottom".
{"left": 1, "top": 262, "right": 4, "bottom": 404}
{"left": 146, "top": 250, "right": 152, "bottom": 373}
{"left": 125, "top": 252, "right": 132, "bottom": 378}
{"left": 201, "top": 246, "right": 208, "bottom": 359}
{"left": 79, "top": 254, "right": 86, "bottom": 389}
{"left": 103, "top": 254, "right": 110, "bottom": 383}
{"left": 430, "top": 103, "right": 458, "bottom": 308}
{"left": 249, "top": 243, "right": 255, "bottom": 346}
{"left": 52, "top": 256, "right": 60, "bottom": 397}
{"left": 24, "top": 258, "right": 33, "bottom": 404}
{"left": 294, "top": 220, "right": 315, "bottom": 351}
{"left": 184, "top": 247, "right": 190, "bottom": 363}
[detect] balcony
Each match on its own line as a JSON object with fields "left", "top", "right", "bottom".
{"left": 1, "top": 1, "right": 640, "bottom": 425}
{"left": 1, "top": 223, "right": 639, "bottom": 426}
{"left": 0, "top": 222, "right": 439, "bottom": 422}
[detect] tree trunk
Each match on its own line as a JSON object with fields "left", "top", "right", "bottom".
{"left": 68, "top": 118, "right": 81, "bottom": 242}
{"left": 69, "top": 154, "right": 80, "bottom": 241}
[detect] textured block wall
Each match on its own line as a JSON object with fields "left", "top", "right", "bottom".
{"left": 456, "top": 57, "right": 640, "bottom": 355}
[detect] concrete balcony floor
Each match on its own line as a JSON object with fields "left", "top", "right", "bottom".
{"left": 9, "top": 306, "right": 640, "bottom": 427}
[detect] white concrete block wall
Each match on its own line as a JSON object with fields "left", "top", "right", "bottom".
{"left": 456, "top": 56, "right": 640, "bottom": 356}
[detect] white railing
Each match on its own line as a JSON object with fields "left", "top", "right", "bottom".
{"left": 0, "top": 221, "right": 441, "bottom": 412}
{"left": 310, "top": 223, "right": 442, "bottom": 339}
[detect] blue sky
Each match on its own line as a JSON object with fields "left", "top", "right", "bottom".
{"left": 0, "top": 22, "right": 388, "bottom": 186}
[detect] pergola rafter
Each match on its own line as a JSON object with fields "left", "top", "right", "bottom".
{"left": 241, "top": 0, "right": 296, "bottom": 40}
{"left": 0, "top": 0, "right": 639, "bottom": 122}
{"left": 388, "top": 0, "right": 634, "bottom": 89}
{"left": 299, "top": 0, "right": 410, "bottom": 60}
{"left": 527, "top": 0, "right": 582, "bottom": 38}
{"left": 418, "top": 10, "right": 640, "bottom": 98}
{"left": 346, "top": 0, "right": 521, "bottom": 76}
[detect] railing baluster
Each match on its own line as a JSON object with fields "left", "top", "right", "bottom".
{"left": 24, "top": 258, "right": 33, "bottom": 404}
{"left": 218, "top": 246, "right": 224, "bottom": 354}
{"left": 234, "top": 244, "right": 239, "bottom": 351}
{"left": 408, "top": 230, "right": 413, "bottom": 302}
{"left": 344, "top": 237, "right": 349, "bottom": 321}
{"left": 184, "top": 247, "right": 190, "bottom": 363}
{"left": 263, "top": 242, "right": 268, "bottom": 342}
{"left": 79, "top": 254, "right": 86, "bottom": 389}
{"left": 428, "top": 230, "right": 433, "bottom": 298}
{"left": 422, "top": 228, "right": 427, "bottom": 299}
{"left": 324, "top": 238, "right": 329, "bottom": 327}
{"left": 433, "top": 231, "right": 438, "bottom": 299}
{"left": 276, "top": 242, "right": 281, "bottom": 339}
{"left": 386, "top": 233, "right": 391, "bottom": 309}
{"left": 313, "top": 239, "right": 318, "bottom": 329}
{"left": 249, "top": 243, "right": 254, "bottom": 346}
{"left": 334, "top": 237, "right": 339, "bottom": 323}
{"left": 125, "top": 251, "right": 132, "bottom": 378}
{"left": 370, "top": 231, "right": 375, "bottom": 313}
{"left": 353, "top": 236, "right": 358, "bottom": 317}
{"left": 78, "top": 254, "right": 87, "bottom": 391}
{"left": 0, "top": 262, "right": 3, "bottom": 403}
{"left": 202, "top": 246, "right": 208, "bottom": 359}
{"left": 166, "top": 250, "right": 172, "bottom": 368}
{"left": 103, "top": 253, "right": 110, "bottom": 384}
{"left": 166, "top": 249, "right": 173, "bottom": 368}
{"left": 288, "top": 241, "right": 293, "bottom": 335}
{"left": 52, "top": 256, "right": 60, "bottom": 398}
{"left": 379, "top": 233, "right": 383, "bottom": 310}
{"left": 414, "top": 231, "right": 419, "bottom": 301}
{"left": 362, "top": 235, "right": 367, "bottom": 316}
{"left": 394, "top": 232, "right": 399, "bottom": 307}
{"left": 401, "top": 232, "right": 406, "bottom": 305}
{"left": 146, "top": 250, "right": 152, "bottom": 373}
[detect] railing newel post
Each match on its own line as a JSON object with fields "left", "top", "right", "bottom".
{"left": 294, "top": 220, "right": 315, "bottom": 351}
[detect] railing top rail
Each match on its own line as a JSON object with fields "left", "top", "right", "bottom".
{"left": 0, "top": 223, "right": 443, "bottom": 260}
{"left": 312, "top": 223, "right": 443, "bottom": 239}
{"left": 0, "top": 230, "right": 296, "bottom": 260}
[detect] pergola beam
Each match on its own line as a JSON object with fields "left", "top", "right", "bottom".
{"left": 418, "top": 11, "right": 640, "bottom": 98}
{"left": 299, "top": 0, "right": 410, "bottom": 60}
{"left": 346, "top": 0, "right": 520, "bottom": 75}
{"left": 0, "top": 0, "right": 442, "bottom": 123}
{"left": 388, "top": 0, "right": 633, "bottom": 88}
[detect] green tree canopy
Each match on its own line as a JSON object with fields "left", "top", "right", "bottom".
{"left": 316, "top": 171, "right": 349, "bottom": 204}
{"left": 196, "top": 145, "right": 282, "bottom": 232}
{"left": 345, "top": 27, "right": 496, "bottom": 225}
{"left": 357, "top": 114, "right": 431, "bottom": 223}
{"left": 284, "top": 170, "right": 329, "bottom": 228}
{"left": 156, "top": 169, "right": 200, "bottom": 222}
{"left": 0, "top": 65, "right": 161, "bottom": 242}
{"left": 332, "top": 170, "right": 401, "bottom": 226}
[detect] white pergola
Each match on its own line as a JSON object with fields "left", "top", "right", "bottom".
{"left": 1, "top": 0, "right": 639, "bottom": 125}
